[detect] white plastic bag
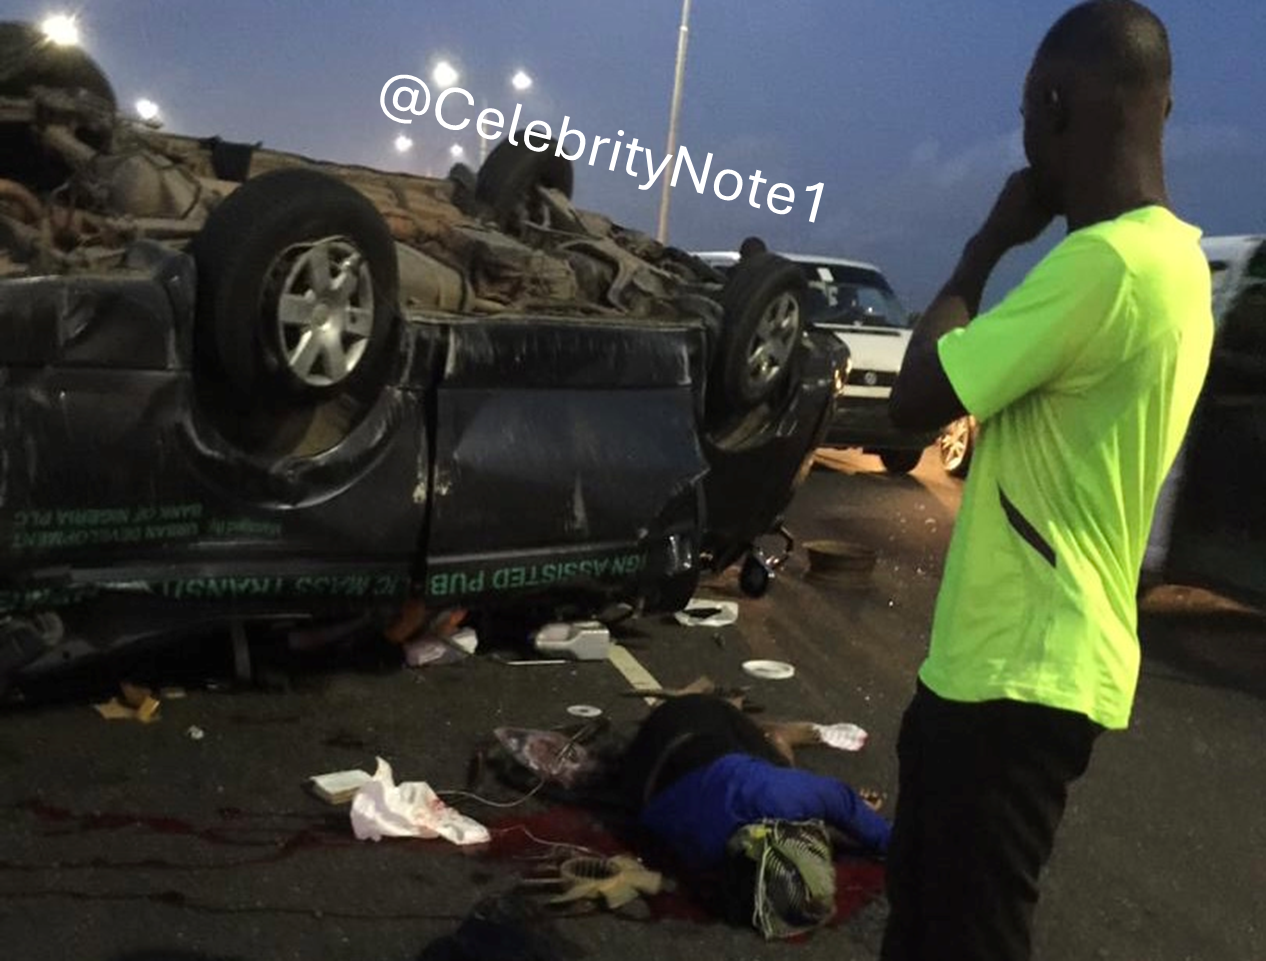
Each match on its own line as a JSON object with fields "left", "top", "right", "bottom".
{"left": 350, "top": 757, "right": 489, "bottom": 845}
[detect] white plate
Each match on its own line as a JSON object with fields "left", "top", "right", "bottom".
{"left": 742, "top": 659, "right": 796, "bottom": 681}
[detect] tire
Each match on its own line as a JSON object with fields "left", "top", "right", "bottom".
{"left": 476, "top": 137, "right": 574, "bottom": 233}
{"left": 715, "top": 252, "right": 807, "bottom": 412}
{"left": 0, "top": 22, "right": 117, "bottom": 188}
{"left": 878, "top": 448, "right": 923, "bottom": 474}
{"left": 0, "top": 22, "right": 116, "bottom": 105}
{"left": 938, "top": 415, "right": 976, "bottom": 478}
{"left": 191, "top": 168, "right": 400, "bottom": 402}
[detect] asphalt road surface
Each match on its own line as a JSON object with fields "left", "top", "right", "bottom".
{"left": 1, "top": 447, "right": 1262, "bottom": 961}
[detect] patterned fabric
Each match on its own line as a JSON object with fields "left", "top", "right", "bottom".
{"left": 726, "top": 819, "right": 836, "bottom": 940}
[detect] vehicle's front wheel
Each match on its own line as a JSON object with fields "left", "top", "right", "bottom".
{"left": 192, "top": 168, "right": 400, "bottom": 404}
{"left": 938, "top": 415, "right": 976, "bottom": 478}
{"left": 715, "top": 252, "right": 807, "bottom": 414}
{"left": 878, "top": 448, "right": 923, "bottom": 474}
{"left": 476, "top": 137, "right": 574, "bottom": 234}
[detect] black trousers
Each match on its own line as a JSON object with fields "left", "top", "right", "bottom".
{"left": 880, "top": 682, "right": 1103, "bottom": 961}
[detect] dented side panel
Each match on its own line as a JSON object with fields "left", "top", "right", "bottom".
{"left": 423, "top": 319, "right": 708, "bottom": 604}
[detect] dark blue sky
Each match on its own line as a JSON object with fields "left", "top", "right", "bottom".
{"left": 32, "top": 0, "right": 1266, "bottom": 308}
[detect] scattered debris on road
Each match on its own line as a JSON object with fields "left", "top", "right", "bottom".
{"left": 350, "top": 757, "right": 490, "bottom": 845}
{"left": 519, "top": 853, "right": 664, "bottom": 914}
{"left": 673, "top": 598, "right": 740, "bottom": 627}
{"left": 92, "top": 681, "right": 161, "bottom": 722}
{"left": 309, "top": 767, "right": 374, "bottom": 805}
{"left": 742, "top": 658, "right": 796, "bottom": 681}
{"left": 531, "top": 621, "right": 611, "bottom": 661}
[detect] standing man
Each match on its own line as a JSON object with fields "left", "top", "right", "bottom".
{"left": 883, "top": 3, "right": 1212, "bottom": 959}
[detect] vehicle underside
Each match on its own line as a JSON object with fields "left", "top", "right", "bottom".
{"left": 0, "top": 22, "right": 847, "bottom": 687}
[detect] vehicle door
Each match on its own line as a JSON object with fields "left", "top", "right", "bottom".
{"left": 1166, "top": 240, "right": 1266, "bottom": 605}
{"left": 420, "top": 316, "right": 709, "bottom": 606}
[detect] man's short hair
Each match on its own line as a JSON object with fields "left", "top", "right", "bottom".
{"left": 739, "top": 236, "right": 768, "bottom": 259}
{"left": 1037, "top": 0, "right": 1171, "bottom": 88}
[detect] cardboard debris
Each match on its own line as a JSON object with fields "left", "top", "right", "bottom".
{"left": 309, "top": 768, "right": 374, "bottom": 804}
{"left": 93, "top": 682, "right": 161, "bottom": 723}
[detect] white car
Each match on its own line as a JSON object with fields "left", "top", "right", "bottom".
{"left": 694, "top": 251, "right": 937, "bottom": 473}
{"left": 1143, "top": 234, "right": 1266, "bottom": 606}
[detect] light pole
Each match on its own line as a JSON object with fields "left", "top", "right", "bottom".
{"left": 656, "top": 0, "right": 692, "bottom": 244}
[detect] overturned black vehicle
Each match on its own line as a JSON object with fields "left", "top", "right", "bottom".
{"left": 0, "top": 23, "right": 847, "bottom": 687}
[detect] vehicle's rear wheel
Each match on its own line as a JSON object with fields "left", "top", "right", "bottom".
{"left": 192, "top": 168, "right": 400, "bottom": 404}
{"left": 0, "top": 21, "right": 117, "bottom": 189}
{"left": 0, "top": 21, "right": 116, "bottom": 105}
{"left": 476, "top": 137, "right": 574, "bottom": 234}
{"left": 938, "top": 415, "right": 976, "bottom": 478}
{"left": 878, "top": 448, "right": 923, "bottom": 474}
{"left": 715, "top": 252, "right": 807, "bottom": 413}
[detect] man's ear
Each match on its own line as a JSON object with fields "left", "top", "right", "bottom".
{"left": 1164, "top": 95, "right": 1173, "bottom": 120}
{"left": 1047, "top": 87, "right": 1070, "bottom": 134}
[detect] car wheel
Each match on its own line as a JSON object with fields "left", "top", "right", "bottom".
{"left": 938, "top": 415, "right": 976, "bottom": 478}
{"left": 0, "top": 22, "right": 117, "bottom": 189}
{"left": 192, "top": 168, "right": 400, "bottom": 403}
{"left": 475, "top": 137, "right": 574, "bottom": 234}
{"left": 878, "top": 448, "right": 923, "bottom": 474}
{"left": 715, "top": 252, "right": 807, "bottom": 413}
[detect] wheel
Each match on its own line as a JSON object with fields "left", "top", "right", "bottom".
{"left": 739, "top": 554, "right": 773, "bottom": 598}
{"left": 0, "top": 22, "right": 116, "bottom": 105}
{"left": 0, "top": 22, "right": 117, "bottom": 188}
{"left": 938, "top": 415, "right": 976, "bottom": 478}
{"left": 475, "top": 137, "right": 574, "bottom": 233}
{"left": 878, "top": 448, "right": 923, "bottom": 474}
{"left": 191, "top": 168, "right": 400, "bottom": 402}
{"left": 715, "top": 252, "right": 807, "bottom": 413}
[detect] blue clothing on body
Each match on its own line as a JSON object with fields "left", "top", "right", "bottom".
{"left": 639, "top": 752, "right": 892, "bottom": 867}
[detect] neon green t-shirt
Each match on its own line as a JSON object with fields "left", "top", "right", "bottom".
{"left": 923, "top": 206, "right": 1213, "bottom": 729}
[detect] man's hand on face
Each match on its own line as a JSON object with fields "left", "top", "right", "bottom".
{"left": 977, "top": 168, "right": 1058, "bottom": 255}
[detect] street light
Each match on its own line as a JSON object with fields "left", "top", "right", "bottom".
{"left": 657, "top": 0, "right": 692, "bottom": 244}
{"left": 394, "top": 134, "right": 414, "bottom": 154}
{"left": 135, "top": 98, "right": 160, "bottom": 123}
{"left": 40, "top": 13, "right": 80, "bottom": 46}
{"left": 432, "top": 60, "right": 460, "bottom": 88}
{"left": 449, "top": 143, "right": 465, "bottom": 160}
{"left": 510, "top": 69, "right": 533, "bottom": 92}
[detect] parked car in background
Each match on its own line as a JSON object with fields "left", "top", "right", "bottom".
{"left": 695, "top": 251, "right": 936, "bottom": 473}
{"left": 1144, "top": 234, "right": 1266, "bottom": 606}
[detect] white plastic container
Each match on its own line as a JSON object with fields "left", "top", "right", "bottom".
{"left": 531, "top": 621, "right": 611, "bottom": 661}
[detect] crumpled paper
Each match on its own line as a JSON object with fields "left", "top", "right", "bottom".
{"left": 812, "top": 722, "right": 868, "bottom": 752}
{"left": 350, "top": 758, "right": 489, "bottom": 845}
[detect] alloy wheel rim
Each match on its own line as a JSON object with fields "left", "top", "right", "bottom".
{"left": 273, "top": 237, "right": 374, "bottom": 387}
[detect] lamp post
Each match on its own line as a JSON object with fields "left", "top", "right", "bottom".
{"left": 656, "top": 0, "right": 692, "bottom": 244}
